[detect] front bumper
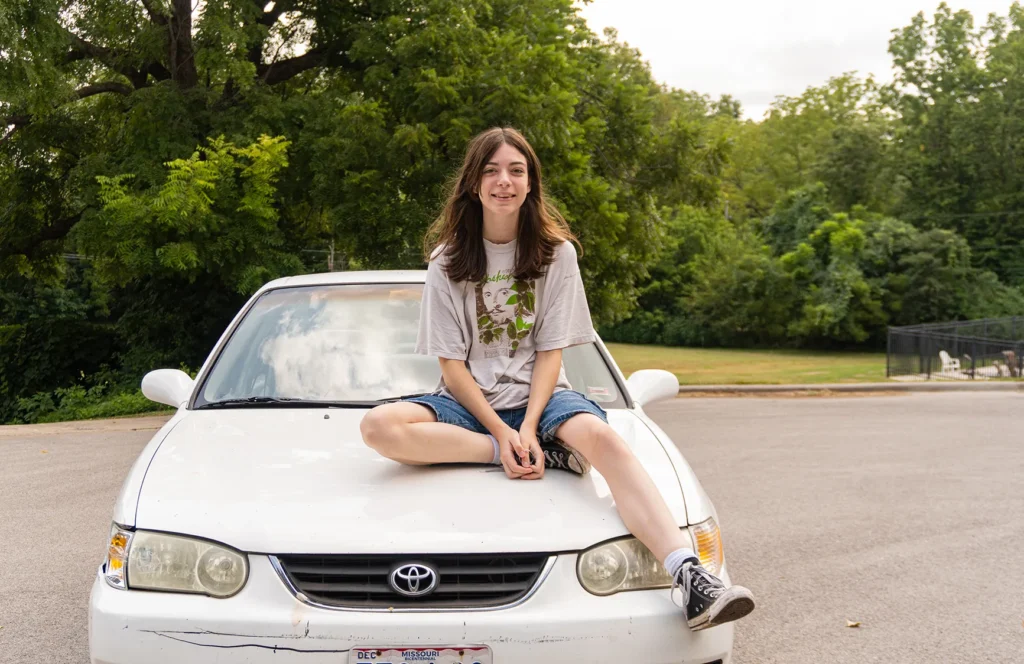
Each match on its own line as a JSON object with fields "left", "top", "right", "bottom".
{"left": 89, "top": 555, "right": 733, "bottom": 664}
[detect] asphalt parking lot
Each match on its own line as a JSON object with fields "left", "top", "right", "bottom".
{"left": 1, "top": 392, "right": 1022, "bottom": 663}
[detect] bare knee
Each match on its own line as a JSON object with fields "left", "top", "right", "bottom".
{"left": 360, "top": 406, "right": 401, "bottom": 453}
{"left": 360, "top": 403, "right": 438, "bottom": 459}
{"left": 591, "top": 425, "right": 631, "bottom": 462}
{"left": 565, "top": 419, "right": 631, "bottom": 462}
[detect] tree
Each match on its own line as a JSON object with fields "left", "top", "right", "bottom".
{"left": 779, "top": 214, "right": 886, "bottom": 344}
{"left": 2, "top": 0, "right": 746, "bottom": 419}
{"left": 2, "top": 1, "right": 705, "bottom": 321}
{"left": 602, "top": 205, "right": 796, "bottom": 347}
{"left": 717, "top": 73, "right": 893, "bottom": 223}
{"left": 682, "top": 224, "right": 794, "bottom": 347}
{"left": 761, "top": 183, "right": 833, "bottom": 255}
{"left": 80, "top": 134, "right": 301, "bottom": 294}
{"left": 861, "top": 215, "right": 1024, "bottom": 325}
{"left": 886, "top": 2, "right": 1024, "bottom": 284}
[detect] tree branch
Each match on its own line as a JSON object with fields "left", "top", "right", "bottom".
{"left": 246, "top": 1, "right": 291, "bottom": 68}
{"left": 63, "top": 31, "right": 146, "bottom": 86}
{"left": 76, "top": 82, "right": 134, "bottom": 99}
{"left": 1, "top": 113, "right": 29, "bottom": 145}
{"left": 64, "top": 35, "right": 124, "bottom": 74}
{"left": 139, "top": 0, "right": 169, "bottom": 25}
{"left": 2, "top": 82, "right": 134, "bottom": 137}
{"left": 146, "top": 61, "right": 172, "bottom": 81}
{"left": 0, "top": 211, "right": 83, "bottom": 262}
{"left": 37, "top": 211, "right": 82, "bottom": 246}
{"left": 63, "top": 48, "right": 91, "bottom": 65}
{"left": 66, "top": 32, "right": 110, "bottom": 60}
{"left": 257, "top": 47, "right": 327, "bottom": 85}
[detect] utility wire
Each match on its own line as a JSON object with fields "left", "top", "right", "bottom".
{"left": 895, "top": 209, "right": 1024, "bottom": 221}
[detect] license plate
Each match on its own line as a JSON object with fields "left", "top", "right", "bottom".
{"left": 349, "top": 646, "right": 492, "bottom": 664}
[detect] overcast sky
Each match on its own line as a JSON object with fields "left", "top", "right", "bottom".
{"left": 576, "top": 0, "right": 1013, "bottom": 119}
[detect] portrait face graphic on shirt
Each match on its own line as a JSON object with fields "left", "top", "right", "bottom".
{"left": 481, "top": 281, "right": 514, "bottom": 325}
{"left": 475, "top": 273, "right": 536, "bottom": 358}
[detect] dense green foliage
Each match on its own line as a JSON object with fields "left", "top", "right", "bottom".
{"left": 605, "top": 2, "right": 1024, "bottom": 347}
{"left": 606, "top": 185, "right": 1024, "bottom": 348}
{"left": 0, "top": 320, "right": 117, "bottom": 421}
{"left": 2, "top": 1, "right": 1024, "bottom": 421}
{"left": 14, "top": 384, "right": 168, "bottom": 424}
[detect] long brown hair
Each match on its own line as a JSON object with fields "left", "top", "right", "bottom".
{"left": 423, "top": 127, "right": 578, "bottom": 282}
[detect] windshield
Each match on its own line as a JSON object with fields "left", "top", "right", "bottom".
{"left": 194, "top": 283, "right": 627, "bottom": 409}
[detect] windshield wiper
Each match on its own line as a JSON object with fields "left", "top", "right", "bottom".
{"left": 380, "top": 391, "right": 433, "bottom": 403}
{"left": 196, "top": 396, "right": 305, "bottom": 409}
{"left": 196, "top": 396, "right": 380, "bottom": 410}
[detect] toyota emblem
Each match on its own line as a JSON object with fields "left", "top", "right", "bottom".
{"left": 389, "top": 562, "right": 439, "bottom": 597}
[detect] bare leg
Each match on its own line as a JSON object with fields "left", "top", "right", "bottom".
{"left": 555, "top": 414, "right": 692, "bottom": 563}
{"left": 360, "top": 402, "right": 495, "bottom": 465}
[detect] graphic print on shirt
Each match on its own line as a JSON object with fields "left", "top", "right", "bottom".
{"left": 475, "top": 271, "right": 536, "bottom": 358}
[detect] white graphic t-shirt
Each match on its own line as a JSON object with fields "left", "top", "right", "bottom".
{"left": 415, "top": 238, "right": 597, "bottom": 410}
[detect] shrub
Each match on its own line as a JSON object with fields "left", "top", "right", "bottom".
{"left": 0, "top": 322, "right": 119, "bottom": 422}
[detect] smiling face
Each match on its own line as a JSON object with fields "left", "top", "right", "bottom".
{"left": 477, "top": 142, "right": 531, "bottom": 220}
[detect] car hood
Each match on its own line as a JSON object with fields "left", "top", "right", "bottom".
{"left": 135, "top": 408, "right": 687, "bottom": 554}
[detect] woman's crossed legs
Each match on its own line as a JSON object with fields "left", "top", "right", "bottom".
{"left": 360, "top": 398, "right": 689, "bottom": 561}
{"left": 359, "top": 395, "right": 755, "bottom": 630}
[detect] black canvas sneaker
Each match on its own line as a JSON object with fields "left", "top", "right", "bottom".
{"left": 516, "top": 439, "right": 591, "bottom": 475}
{"left": 672, "top": 561, "right": 755, "bottom": 631}
{"left": 540, "top": 439, "right": 591, "bottom": 475}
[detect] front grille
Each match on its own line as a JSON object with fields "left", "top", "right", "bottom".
{"left": 274, "top": 553, "right": 551, "bottom": 609}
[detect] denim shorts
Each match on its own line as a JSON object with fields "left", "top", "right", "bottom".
{"left": 403, "top": 389, "right": 608, "bottom": 442}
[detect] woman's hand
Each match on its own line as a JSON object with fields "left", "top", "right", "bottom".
{"left": 516, "top": 427, "right": 545, "bottom": 480}
{"left": 495, "top": 425, "right": 533, "bottom": 479}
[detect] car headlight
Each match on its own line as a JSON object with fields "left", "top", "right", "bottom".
{"left": 689, "top": 517, "right": 724, "bottom": 575}
{"left": 103, "top": 524, "right": 132, "bottom": 589}
{"left": 104, "top": 525, "right": 248, "bottom": 598}
{"left": 577, "top": 518, "right": 724, "bottom": 596}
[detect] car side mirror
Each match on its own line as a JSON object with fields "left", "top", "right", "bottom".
{"left": 141, "top": 369, "right": 195, "bottom": 408}
{"left": 626, "top": 369, "right": 680, "bottom": 408}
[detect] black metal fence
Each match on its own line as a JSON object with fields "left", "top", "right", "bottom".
{"left": 887, "top": 316, "right": 1024, "bottom": 380}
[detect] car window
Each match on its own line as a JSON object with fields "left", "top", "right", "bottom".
{"left": 195, "top": 283, "right": 626, "bottom": 408}
{"left": 560, "top": 342, "right": 626, "bottom": 408}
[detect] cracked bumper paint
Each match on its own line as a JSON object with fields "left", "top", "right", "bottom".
{"left": 90, "top": 555, "right": 733, "bottom": 664}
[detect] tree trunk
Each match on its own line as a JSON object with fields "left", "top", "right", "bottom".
{"left": 168, "top": 0, "right": 198, "bottom": 89}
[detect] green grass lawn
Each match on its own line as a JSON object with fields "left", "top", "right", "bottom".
{"left": 605, "top": 343, "right": 887, "bottom": 385}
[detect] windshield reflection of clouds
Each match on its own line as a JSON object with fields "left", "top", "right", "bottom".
{"left": 213, "top": 286, "right": 441, "bottom": 401}
{"left": 203, "top": 284, "right": 623, "bottom": 408}
{"left": 261, "top": 292, "right": 437, "bottom": 400}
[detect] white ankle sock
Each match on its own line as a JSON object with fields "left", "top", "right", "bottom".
{"left": 486, "top": 434, "right": 501, "bottom": 464}
{"left": 664, "top": 547, "right": 700, "bottom": 577}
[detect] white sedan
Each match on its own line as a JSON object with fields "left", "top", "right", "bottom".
{"left": 89, "top": 270, "right": 738, "bottom": 664}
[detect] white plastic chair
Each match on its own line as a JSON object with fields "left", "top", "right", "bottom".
{"left": 939, "top": 350, "right": 961, "bottom": 373}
